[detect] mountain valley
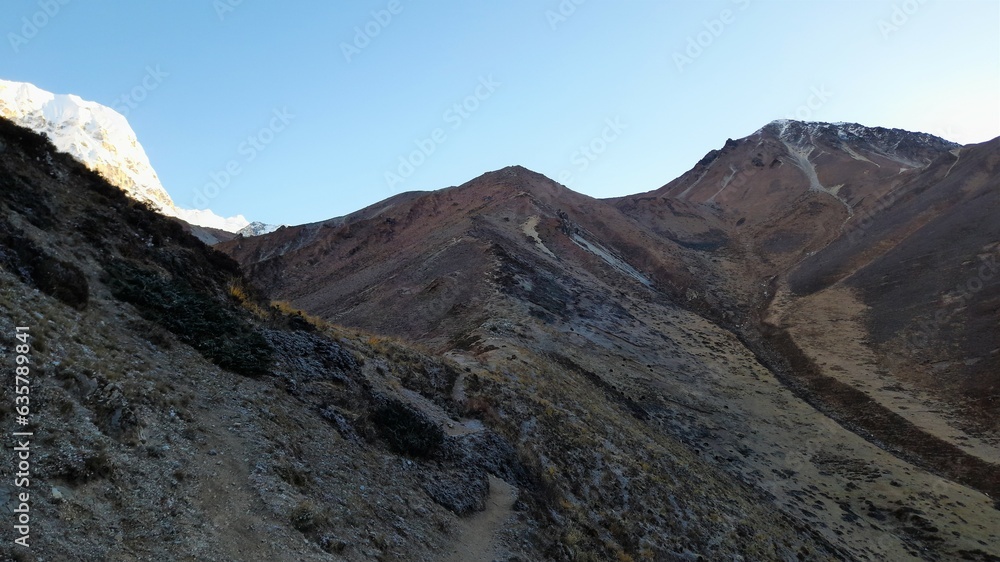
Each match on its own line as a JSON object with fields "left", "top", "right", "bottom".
{"left": 220, "top": 120, "right": 1000, "bottom": 560}
{"left": 0, "top": 110, "right": 998, "bottom": 561}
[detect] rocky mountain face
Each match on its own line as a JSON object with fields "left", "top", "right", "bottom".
{"left": 0, "top": 114, "right": 875, "bottom": 561}
{"left": 2, "top": 106, "right": 997, "bottom": 560}
{"left": 618, "top": 119, "right": 999, "bottom": 439}
{"left": 220, "top": 120, "right": 1000, "bottom": 560}
{"left": 616, "top": 121, "right": 960, "bottom": 268}
{"left": 0, "top": 78, "right": 250, "bottom": 232}
{"left": 0, "top": 118, "right": 544, "bottom": 561}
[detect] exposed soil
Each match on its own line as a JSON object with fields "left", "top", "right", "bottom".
{"left": 442, "top": 476, "right": 518, "bottom": 562}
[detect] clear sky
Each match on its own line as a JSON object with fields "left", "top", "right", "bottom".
{"left": 3, "top": 1, "right": 998, "bottom": 226}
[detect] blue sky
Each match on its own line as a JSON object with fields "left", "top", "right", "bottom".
{"left": 3, "top": 1, "right": 998, "bottom": 226}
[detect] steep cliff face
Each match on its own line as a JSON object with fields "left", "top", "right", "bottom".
{"left": 0, "top": 78, "right": 249, "bottom": 232}
{"left": 0, "top": 78, "right": 175, "bottom": 210}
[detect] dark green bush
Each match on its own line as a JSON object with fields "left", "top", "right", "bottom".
{"left": 0, "top": 218, "right": 89, "bottom": 309}
{"left": 372, "top": 398, "right": 444, "bottom": 458}
{"left": 104, "top": 260, "right": 273, "bottom": 376}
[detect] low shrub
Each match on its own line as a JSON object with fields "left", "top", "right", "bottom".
{"left": 371, "top": 398, "right": 444, "bottom": 458}
{"left": 0, "top": 219, "right": 88, "bottom": 309}
{"left": 104, "top": 260, "right": 273, "bottom": 376}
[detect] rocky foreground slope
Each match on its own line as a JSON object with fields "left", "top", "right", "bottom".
{"left": 0, "top": 117, "right": 526, "bottom": 561}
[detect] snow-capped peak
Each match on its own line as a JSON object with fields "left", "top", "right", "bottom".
{"left": 752, "top": 119, "right": 961, "bottom": 170}
{"left": 236, "top": 221, "right": 282, "bottom": 237}
{"left": 176, "top": 209, "right": 252, "bottom": 233}
{"left": 0, "top": 78, "right": 250, "bottom": 232}
{"left": 759, "top": 119, "right": 958, "bottom": 149}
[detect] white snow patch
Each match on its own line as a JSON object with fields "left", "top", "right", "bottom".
{"left": 236, "top": 221, "right": 281, "bottom": 237}
{"left": 780, "top": 140, "right": 824, "bottom": 192}
{"left": 708, "top": 165, "right": 739, "bottom": 202}
{"left": 780, "top": 138, "right": 853, "bottom": 217}
{"left": 677, "top": 157, "right": 715, "bottom": 200}
{"left": 570, "top": 233, "right": 652, "bottom": 287}
{"left": 841, "top": 143, "right": 877, "bottom": 166}
{"left": 521, "top": 216, "right": 556, "bottom": 259}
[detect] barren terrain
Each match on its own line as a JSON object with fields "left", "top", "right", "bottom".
{"left": 2, "top": 116, "right": 997, "bottom": 560}
{"left": 222, "top": 122, "right": 999, "bottom": 560}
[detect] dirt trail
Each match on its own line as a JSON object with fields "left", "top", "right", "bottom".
{"left": 442, "top": 476, "right": 518, "bottom": 562}
{"left": 189, "top": 399, "right": 291, "bottom": 561}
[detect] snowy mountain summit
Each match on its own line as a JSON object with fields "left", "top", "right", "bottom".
{"left": 237, "top": 221, "right": 282, "bottom": 237}
{"left": 758, "top": 119, "right": 959, "bottom": 168}
{"left": 0, "top": 78, "right": 250, "bottom": 232}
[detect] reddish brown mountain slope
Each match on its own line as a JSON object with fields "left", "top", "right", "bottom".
{"left": 219, "top": 121, "right": 1000, "bottom": 561}
{"left": 220, "top": 166, "right": 734, "bottom": 348}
